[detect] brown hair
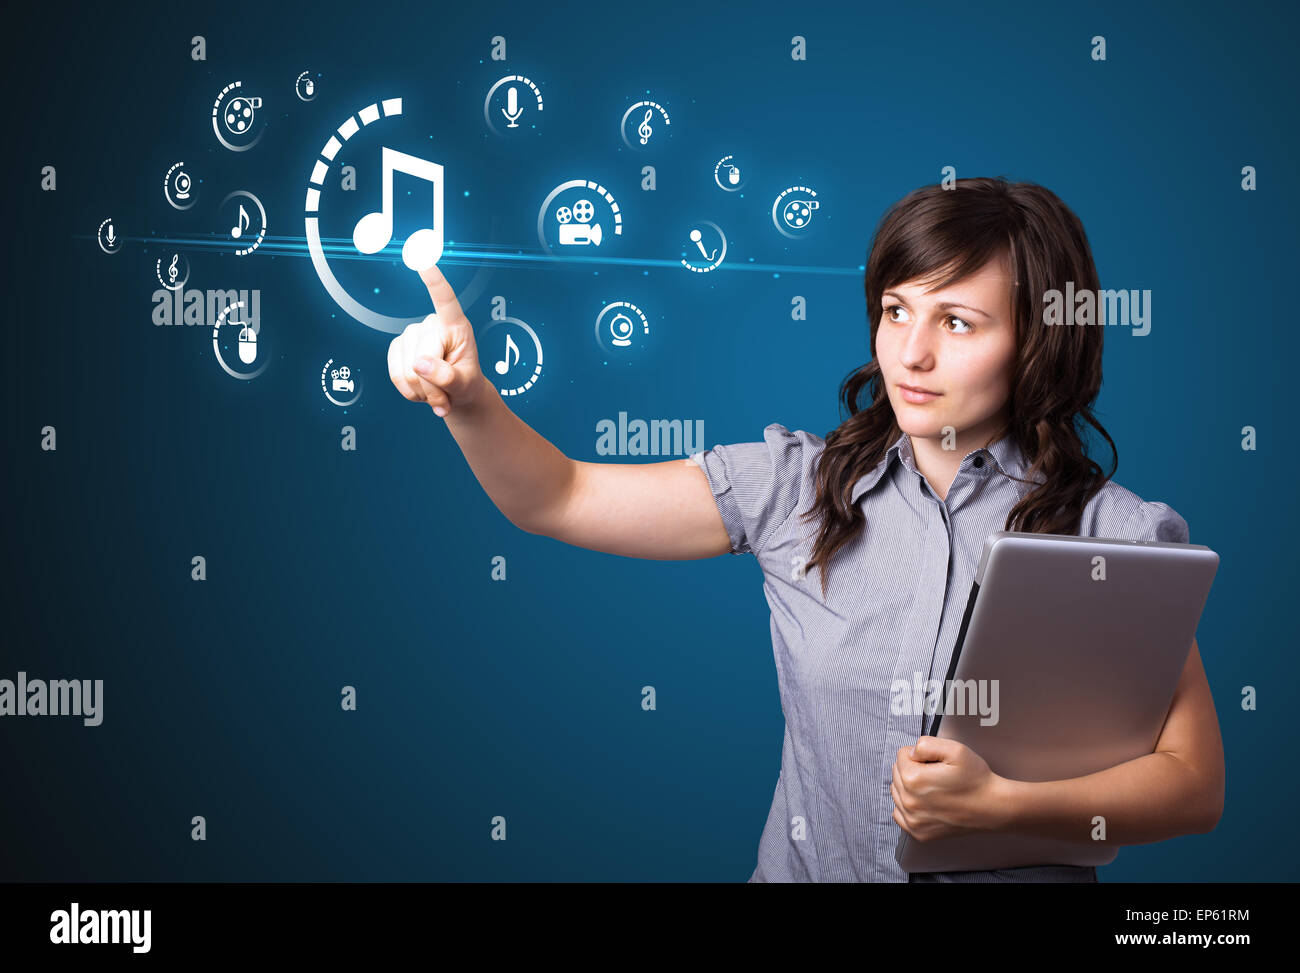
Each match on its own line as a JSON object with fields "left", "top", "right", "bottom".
{"left": 802, "top": 176, "right": 1116, "bottom": 596}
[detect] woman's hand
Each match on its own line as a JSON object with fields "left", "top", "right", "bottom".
{"left": 891, "top": 736, "right": 1008, "bottom": 841}
{"left": 388, "top": 264, "right": 488, "bottom": 417}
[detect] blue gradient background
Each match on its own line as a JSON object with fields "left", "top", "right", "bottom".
{"left": 2, "top": 0, "right": 1295, "bottom": 881}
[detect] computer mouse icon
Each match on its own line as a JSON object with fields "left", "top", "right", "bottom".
{"left": 238, "top": 324, "right": 257, "bottom": 364}
{"left": 728, "top": 165, "right": 740, "bottom": 185}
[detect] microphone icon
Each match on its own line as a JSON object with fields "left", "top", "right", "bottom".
{"left": 105, "top": 223, "right": 115, "bottom": 246}
{"left": 502, "top": 86, "right": 523, "bottom": 128}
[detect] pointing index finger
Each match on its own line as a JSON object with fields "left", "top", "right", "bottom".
{"left": 418, "top": 264, "right": 465, "bottom": 323}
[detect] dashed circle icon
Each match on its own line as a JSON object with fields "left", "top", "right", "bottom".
{"left": 537, "top": 179, "right": 623, "bottom": 253}
{"left": 772, "top": 186, "right": 821, "bottom": 238}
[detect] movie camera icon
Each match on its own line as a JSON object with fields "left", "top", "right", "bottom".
{"left": 555, "top": 199, "right": 602, "bottom": 247}
{"left": 330, "top": 365, "right": 354, "bottom": 393}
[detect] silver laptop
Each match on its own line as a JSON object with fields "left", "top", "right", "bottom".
{"left": 895, "top": 530, "right": 1219, "bottom": 873}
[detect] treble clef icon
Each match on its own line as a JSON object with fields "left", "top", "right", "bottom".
{"left": 638, "top": 108, "right": 653, "bottom": 145}
{"left": 167, "top": 253, "right": 179, "bottom": 284}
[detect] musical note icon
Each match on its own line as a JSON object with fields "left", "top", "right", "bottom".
{"left": 352, "top": 146, "right": 445, "bottom": 272}
{"left": 638, "top": 109, "right": 653, "bottom": 146}
{"left": 231, "top": 204, "right": 249, "bottom": 239}
{"left": 167, "top": 254, "right": 179, "bottom": 283}
{"left": 494, "top": 333, "right": 520, "bottom": 375}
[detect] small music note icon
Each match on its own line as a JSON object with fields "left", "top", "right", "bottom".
{"left": 231, "top": 204, "right": 250, "bottom": 239}
{"left": 494, "top": 333, "right": 520, "bottom": 375}
{"left": 638, "top": 109, "right": 653, "bottom": 145}
{"left": 353, "top": 146, "right": 445, "bottom": 272}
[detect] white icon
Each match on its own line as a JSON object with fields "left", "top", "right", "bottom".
{"left": 484, "top": 317, "right": 543, "bottom": 396}
{"left": 680, "top": 222, "right": 727, "bottom": 274}
{"left": 503, "top": 86, "right": 523, "bottom": 127}
{"left": 155, "top": 253, "right": 188, "bottom": 290}
{"left": 352, "top": 147, "right": 444, "bottom": 272}
{"left": 495, "top": 333, "right": 521, "bottom": 374}
{"left": 556, "top": 199, "right": 603, "bottom": 246}
{"left": 321, "top": 358, "right": 362, "bottom": 405}
{"left": 295, "top": 72, "right": 317, "bottom": 102}
{"left": 224, "top": 191, "right": 267, "bottom": 256}
{"left": 213, "top": 82, "right": 265, "bottom": 152}
{"left": 305, "top": 97, "right": 450, "bottom": 333}
{"left": 609, "top": 314, "right": 633, "bottom": 347}
{"left": 714, "top": 156, "right": 745, "bottom": 192}
{"left": 225, "top": 96, "right": 263, "bottom": 134}
{"left": 773, "top": 186, "right": 820, "bottom": 238}
{"left": 164, "top": 161, "right": 198, "bottom": 210}
{"left": 594, "top": 302, "right": 649, "bottom": 353}
{"left": 295, "top": 71, "right": 317, "bottom": 101}
{"left": 214, "top": 302, "right": 267, "bottom": 380}
{"left": 783, "top": 199, "right": 819, "bottom": 229}
{"left": 537, "top": 179, "right": 622, "bottom": 253}
{"left": 237, "top": 321, "right": 257, "bottom": 364}
{"left": 484, "top": 76, "right": 544, "bottom": 136}
{"left": 98, "top": 218, "right": 120, "bottom": 253}
{"left": 689, "top": 228, "right": 717, "bottom": 262}
{"left": 620, "top": 100, "right": 671, "bottom": 150}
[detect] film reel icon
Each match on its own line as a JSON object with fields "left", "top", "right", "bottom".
{"left": 212, "top": 81, "right": 265, "bottom": 152}
{"left": 771, "top": 185, "right": 820, "bottom": 239}
{"left": 225, "top": 96, "right": 260, "bottom": 133}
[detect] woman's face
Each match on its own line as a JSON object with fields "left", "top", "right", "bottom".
{"left": 874, "top": 252, "right": 1018, "bottom": 444}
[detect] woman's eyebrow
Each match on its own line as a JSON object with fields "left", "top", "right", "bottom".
{"left": 881, "top": 291, "right": 992, "bottom": 319}
{"left": 935, "top": 301, "right": 993, "bottom": 319}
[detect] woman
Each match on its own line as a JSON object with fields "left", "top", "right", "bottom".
{"left": 387, "top": 176, "right": 1224, "bottom": 883}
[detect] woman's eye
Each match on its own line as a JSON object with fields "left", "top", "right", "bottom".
{"left": 884, "top": 305, "right": 971, "bottom": 332}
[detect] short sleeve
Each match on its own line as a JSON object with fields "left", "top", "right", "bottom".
{"left": 1119, "top": 500, "right": 1190, "bottom": 544}
{"left": 689, "top": 423, "right": 807, "bottom": 556}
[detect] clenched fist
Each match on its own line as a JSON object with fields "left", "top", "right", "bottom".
{"left": 388, "top": 264, "right": 488, "bottom": 417}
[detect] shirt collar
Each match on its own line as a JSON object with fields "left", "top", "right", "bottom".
{"left": 849, "top": 429, "right": 1038, "bottom": 505}
{"left": 848, "top": 433, "right": 908, "bottom": 504}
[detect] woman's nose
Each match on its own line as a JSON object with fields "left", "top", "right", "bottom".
{"left": 899, "top": 320, "right": 936, "bottom": 367}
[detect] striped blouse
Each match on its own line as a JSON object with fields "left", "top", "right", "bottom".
{"left": 689, "top": 425, "right": 1189, "bottom": 883}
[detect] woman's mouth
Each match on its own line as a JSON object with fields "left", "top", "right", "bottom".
{"left": 898, "top": 383, "right": 941, "bottom": 404}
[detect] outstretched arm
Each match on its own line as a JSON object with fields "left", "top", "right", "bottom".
{"left": 389, "top": 265, "right": 732, "bottom": 561}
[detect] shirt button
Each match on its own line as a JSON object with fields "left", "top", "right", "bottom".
{"left": 973, "top": 455, "right": 985, "bottom": 469}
